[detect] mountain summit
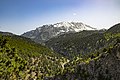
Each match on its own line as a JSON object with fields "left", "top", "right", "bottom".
{"left": 22, "top": 22, "right": 96, "bottom": 43}
{"left": 52, "top": 22, "right": 96, "bottom": 32}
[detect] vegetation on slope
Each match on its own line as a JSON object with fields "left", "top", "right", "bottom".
{"left": 106, "top": 23, "right": 120, "bottom": 33}
{"left": 45, "top": 23, "right": 120, "bottom": 58}
{"left": 45, "top": 30, "right": 106, "bottom": 58}
{"left": 0, "top": 35, "right": 68, "bottom": 80}
{"left": 46, "top": 38, "right": 120, "bottom": 80}
{"left": 0, "top": 23, "right": 120, "bottom": 80}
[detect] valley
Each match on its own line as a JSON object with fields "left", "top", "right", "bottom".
{"left": 0, "top": 23, "right": 120, "bottom": 80}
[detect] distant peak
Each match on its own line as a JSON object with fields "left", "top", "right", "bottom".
{"left": 22, "top": 21, "right": 97, "bottom": 43}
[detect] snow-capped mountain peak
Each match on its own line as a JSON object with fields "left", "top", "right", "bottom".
{"left": 53, "top": 22, "right": 96, "bottom": 32}
{"left": 22, "top": 22, "right": 97, "bottom": 43}
{"left": 54, "top": 22, "right": 74, "bottom": 28}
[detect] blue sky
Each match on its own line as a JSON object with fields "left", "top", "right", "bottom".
{"left": 0, "top": 0, "right": 120, "bottom": 34}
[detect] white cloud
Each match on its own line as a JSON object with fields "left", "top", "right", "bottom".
{"left": 73, "top": 13, "right": 77, "bottom": 16}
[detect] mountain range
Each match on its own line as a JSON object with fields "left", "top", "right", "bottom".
{"left": 0, "top": 22, "right": 120, "bottom": 80}
{"left": 22, "top": 22, "right": 96, "bottom": 43}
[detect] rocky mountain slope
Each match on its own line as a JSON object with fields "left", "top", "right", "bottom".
{"left": 22, "top": 22, "right": 96, "bottom": 43}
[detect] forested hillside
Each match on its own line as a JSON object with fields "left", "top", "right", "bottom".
{"left": 0, "top": 23, "right": 120, "bottom": 80}
{"left": 0, "top": 35, "right": 68, "bottom": 80}
{"left": 46, "top": 38, "right": 120, "bottom": 80}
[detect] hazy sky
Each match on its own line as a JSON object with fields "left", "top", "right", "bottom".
{"left": 0, "top": 0, "right": 120, "bottom": 34}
